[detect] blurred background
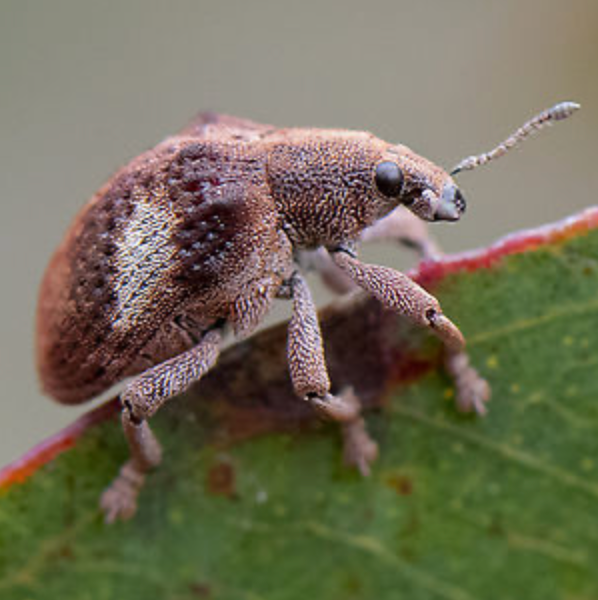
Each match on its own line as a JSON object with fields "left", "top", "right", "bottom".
{"left": 1, "top": 0, "right": 597, "bottom": 465}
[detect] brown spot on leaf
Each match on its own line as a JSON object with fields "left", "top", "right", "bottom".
{"left": 189, "top": 582, "right": 212, "bottom": 598}
{"left": 488, "top": 515, "right": 505, "bottom": 537}
{"left": 55, "top": 542, "right": 75, "bottom": 561}
{"left": 206, "top": 459, "right": 236, "bottom": 499}
{"left": 386, "top": 473, "right": 414, "bottom": 495}
{"left": 343, "top": 574, "right": 363, "bottom": 595}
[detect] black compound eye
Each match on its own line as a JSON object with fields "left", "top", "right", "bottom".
{"left": 375, "top": 161, "right": 404, "bottom": 197}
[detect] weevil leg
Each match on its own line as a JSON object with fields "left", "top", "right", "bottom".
{"left": 338, "top": 388, "right": 379, "bottom": 476}
{"left": 330, "top": 248, "right": 465, "bottom": 352}
{"left": 284, "top": 271, "right": 379, "bottom": 475}
{"left": 444, "top": 349, "right": 490, "bottom": 415}
{"left": 295, "top": 247, "right": 355, "bottom": 296}
{"left": 361, "top": 206, "right": 441, "bottom": 261}
{"left": 297, "top": 206, "right": 442, "bottom": 294}
{"left": 358, "top": 209, "right": 490, "bottom": 414}
{"left": 296, "top": 208, "right": 441, "bottom": 296}
{"left": 100, "top": 416, "right": 162, "bottom": 523}
{"left": 100, "top": 328, "right": 223, "bottom": 523}
{"left": 359, "top": 211, "right": 490, "bottom": 413}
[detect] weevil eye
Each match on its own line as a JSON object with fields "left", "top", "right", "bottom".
{"left": 375, "top": 161, "right": 404, "bottom": 197}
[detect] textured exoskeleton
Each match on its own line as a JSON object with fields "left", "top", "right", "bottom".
{"left": 36, "top": 113, "right": 488, "bottom": 522}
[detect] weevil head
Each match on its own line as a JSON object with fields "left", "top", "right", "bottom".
{"left": 373, "top": 143, "right": 466, "bottom": 223}
{"left": 267, "top": 130, "right": 465, "bottom": 248}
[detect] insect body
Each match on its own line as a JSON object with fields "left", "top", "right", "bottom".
{"left": 36, "top": 105, "right": 577, "bottom": 522}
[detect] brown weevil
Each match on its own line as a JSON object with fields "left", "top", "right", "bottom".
{"left": 36, "top": 103, "right": 579, "bottom": 522}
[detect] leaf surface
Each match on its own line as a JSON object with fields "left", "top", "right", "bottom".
{"left": 2, "top": 209, "right": 598, "bottom": 600}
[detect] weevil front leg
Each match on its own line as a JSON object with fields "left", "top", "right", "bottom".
{"left": 283, "top": 272, "right": 378, "bottom": 475}
{"left": 330, "top": 247, "right": 489, "bottom": 408}
{"left": 296, "top": 210, "right": 441, "bottom": 295}
{"left": 358, "top": 210, "right": 491, "bottom": 415}
{"left": 330, "top": 247, "right": 465, "bottom": 351}
{"left": 361, "top": 206, "right": 441, "bottom": 261}
{"left": 100, "top": 328, "right": 222, "bottom": 523}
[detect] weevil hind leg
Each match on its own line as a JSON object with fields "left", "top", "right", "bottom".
{"left": 283, "top": 272, "right": 379, "bottom": 476}
{"left": 100, "top": 328, "right": 223, "bottom": 523}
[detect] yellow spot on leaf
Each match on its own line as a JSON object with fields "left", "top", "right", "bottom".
{"left": 581, "top": 458, "right": 594, "bottom": 472}
{"left": 528, "top": 391, "right": 543, "bottom": 404}
{"left": 486, "top": 355, "right": 499, "bottom": 370}
{"left": 168, "top": 509, "right": 184, "bottom": 525}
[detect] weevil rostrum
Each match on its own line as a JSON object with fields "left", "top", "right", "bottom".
{"left": 36, "top": 103, "right": 578, "bottom": 522}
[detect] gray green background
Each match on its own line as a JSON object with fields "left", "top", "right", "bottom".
{"left": 1, "top": 0, "right": 597, "bottom": 466}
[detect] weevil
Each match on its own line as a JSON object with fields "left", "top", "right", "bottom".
{"left": 36, "top": 103, "right": 578, "bottom": 522}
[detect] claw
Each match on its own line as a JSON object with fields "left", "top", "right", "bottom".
{"left": 456, "top": 374, "right": 491, "bottom": 416}
{"left": 426, "top": 310, "right": 465, "bottom": 353}
{"left": 308, "top": 392, "right": 360, "bottom": 422}
{"left": 343, "top": 423, "right": 379, "bottom": 477}
{"left": 338, "top": 390, "right": 379, "bottom": 476}
{"left": 445, "top": 351, "right": 491, "bottom": 415}
{"left": 99, "top": 462, "right": 144, "bottom": 523}
{"left": 100, "top": 485, "right": 138, "bottom": 524}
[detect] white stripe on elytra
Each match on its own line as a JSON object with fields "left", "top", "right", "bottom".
{"left": 112, "top": 184, "right": 177, "bottom": 330}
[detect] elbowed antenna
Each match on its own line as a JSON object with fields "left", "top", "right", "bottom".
{"left": 450, "top": 101, "right": 580, "bottom": 176}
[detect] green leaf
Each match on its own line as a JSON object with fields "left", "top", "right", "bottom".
{"left": 2, "top": 208, "right": 598, "bottom": 600}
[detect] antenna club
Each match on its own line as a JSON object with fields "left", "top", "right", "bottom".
{"left": 550, "top": 101, "right": 581, "bottom": 121}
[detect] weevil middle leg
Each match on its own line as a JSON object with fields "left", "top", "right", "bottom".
{"left": 282, "top": 271, "right": 379, "bottom": 474}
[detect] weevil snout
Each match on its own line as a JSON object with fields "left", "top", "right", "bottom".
{"left": 434, "top": 184, "right": 466, "bottom": 222}
{"left": 414, "top": 181, "right": 466, "bottom": 223}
